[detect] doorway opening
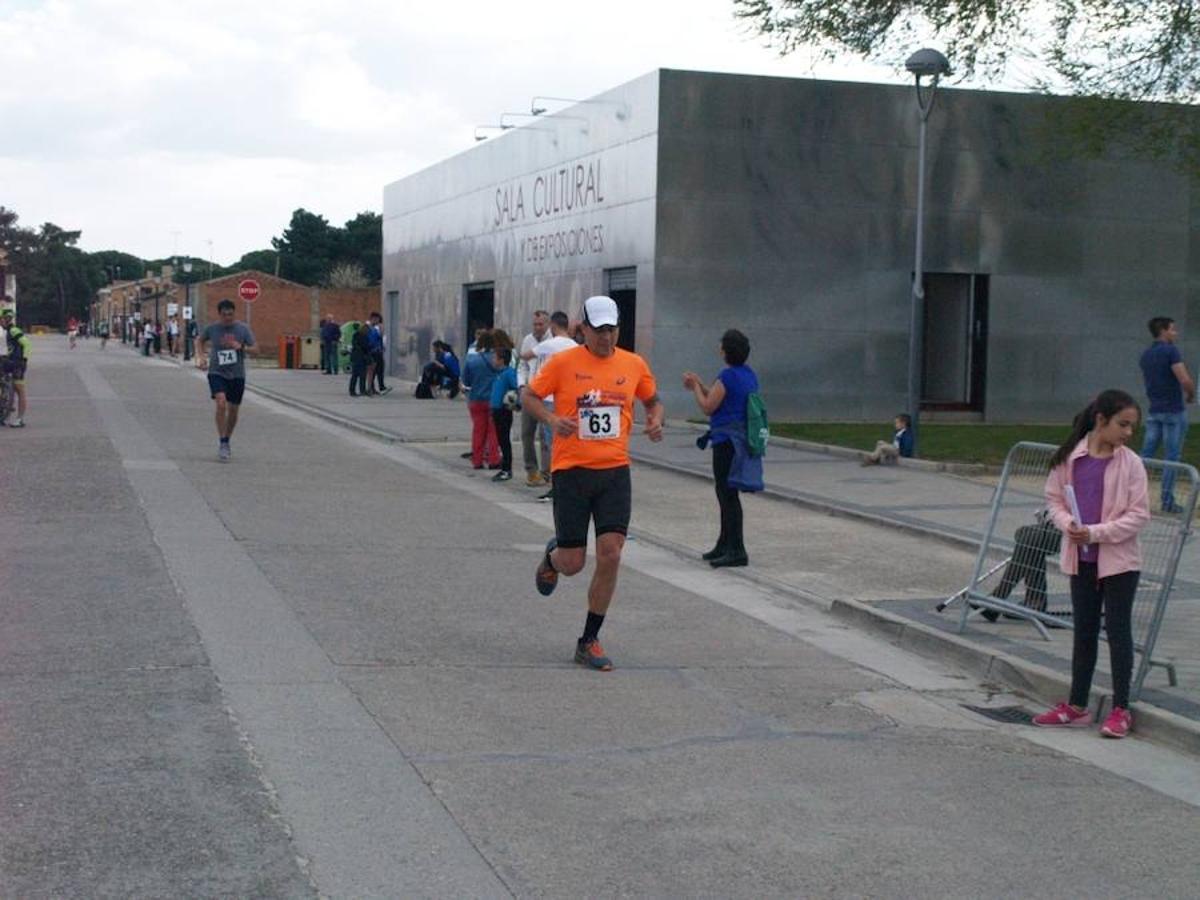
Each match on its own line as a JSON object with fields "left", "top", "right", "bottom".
{"left": 464, "top": 282, "right": 495, "bottom": 351}
{"left": 921, "top": 273, "right": 988, "bottom": 412}
{"left": 605, "top": 267, "right": 637, "bottom": 352}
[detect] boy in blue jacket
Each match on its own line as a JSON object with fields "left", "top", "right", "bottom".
{"left": 861, "top": 414, "right": 914, "bottom": 465}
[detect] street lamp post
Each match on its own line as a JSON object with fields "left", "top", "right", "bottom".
{"left": 904, "top": 48, "right": 951, "bottom": 457}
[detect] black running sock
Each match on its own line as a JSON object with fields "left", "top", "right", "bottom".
{"left": 220, "top": 437, "right": 230, "bottom": 444}
{"left": 581, "top": 612, "right": 605, "bottom": 644}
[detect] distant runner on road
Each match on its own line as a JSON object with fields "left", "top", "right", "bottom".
{"left": 196, "top": 299, "right": 256, "bottom": 462}
{"left": 522, "top": 295, "right": 664, "bottom": 671}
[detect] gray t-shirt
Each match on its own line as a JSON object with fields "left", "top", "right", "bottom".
{"left": 203, "top": 322, "right": 255, "bottom": 379}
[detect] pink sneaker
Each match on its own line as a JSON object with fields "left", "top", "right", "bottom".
{"left": 1100, "top": 707, "right": 1132, "bottom": 739}
{"left": 1032, "top": 702, "right": 1092, "bottom": 728}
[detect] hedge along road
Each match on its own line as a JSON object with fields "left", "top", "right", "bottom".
{"left": 2, "top": 337, "right": 1198, "bottom": 898}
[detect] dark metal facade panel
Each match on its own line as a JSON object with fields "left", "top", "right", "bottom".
{"left": 384, "top": 67, "right": 1200, "bottom": 421}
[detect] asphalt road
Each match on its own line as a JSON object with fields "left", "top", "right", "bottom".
{"left": 2, "top": 338, "right": 1199, "bottom": 898}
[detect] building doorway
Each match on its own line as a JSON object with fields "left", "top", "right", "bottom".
{"left": 464, "top": 282, "right": 494, "bottom": 351}
{"left": 605, "top": 267, "right": 636, "bottom": 352}
{"left": 921, "top": 273, "right": 988, "bottom": 412}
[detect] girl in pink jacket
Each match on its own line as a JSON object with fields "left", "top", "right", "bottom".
{"left": 1034, "top": 389, "right": 1150, "bottom": 738}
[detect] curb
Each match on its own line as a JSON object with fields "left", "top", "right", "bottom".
{"left": 827, "top": 598, "right": 1200, "bottom": 756}
{"left": 628, "top": 449, "right": 983, "bottom": 554}
{"left": 238, "top": 383, "right": 1200, "bottom": 758}
{"left": 667, "top": 419, "right": 991, "bottom": 476}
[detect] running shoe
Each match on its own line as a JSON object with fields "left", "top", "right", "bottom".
{"left": 7, "top": 417, "right": 24, "bottom": 428}
{"left": 535, "top": 538, "right": 558, "bottom": 596}
{"left": 537, "top": 489, "right": 554, "bottom": 503}
{"left": 1099, "top": 706, "right": 1132, "bottom": 739}
{"left": 1032, "top": 702, "right": 1091, "bottom": 728}
{"left": 575, "top": 638, "right": 613, "bottom": 671}
{"left": 526, "top": 472, "right": 545, "bottom": 487}
{"left": 218, "top": 442, "right": 231, "bottom": 462}
{"left": 492, "top": 470, "right": 512, "bottom": 482}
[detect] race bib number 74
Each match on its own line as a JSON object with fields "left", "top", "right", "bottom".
{"left": 216, "top": 349, "right": 238, "bottom": 366}
{"left": 579, "top": 406, "right": 621, "bottom": 440}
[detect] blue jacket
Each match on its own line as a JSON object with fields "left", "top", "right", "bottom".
{"left": 491, "top": 365, "right": 519, "bottom": 410}
{"left": 698, "top": 424, "right": 764, "bottom": 492}
{"left": 320, "top": 321, "right": 340, "bottom": 342}
{"left": 463, "top": 351, "right": 498, "bottom": 403}
{"left": 895, "top": 427, "right": 914, "bottom": 458}
{"left": 366, "top": 325, "right": 383, "bottom": 351}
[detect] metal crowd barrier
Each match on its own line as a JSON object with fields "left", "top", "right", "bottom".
{"left": 949, "top": 441, "right": 1196, "bottom": 701}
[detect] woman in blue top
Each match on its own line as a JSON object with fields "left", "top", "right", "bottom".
{"left": 683, "top": 329, "right": 758, "bottom": 568}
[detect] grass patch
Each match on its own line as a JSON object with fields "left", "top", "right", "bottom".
{"left": 773, "top": 422, "right": 1199, "bottom": 469}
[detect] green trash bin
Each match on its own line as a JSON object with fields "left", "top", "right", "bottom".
{"left": 339, "top": 321, "right": 361, "bottom": 373}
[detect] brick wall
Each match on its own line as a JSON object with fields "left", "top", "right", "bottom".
{"left": 194, "top": 271, "right": 375, "bottom": 359}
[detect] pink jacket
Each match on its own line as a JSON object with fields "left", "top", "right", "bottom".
{"left": 1044, "top": 439, "right": 1150, "bottom": 578}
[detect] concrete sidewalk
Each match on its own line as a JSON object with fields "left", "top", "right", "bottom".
{"left": 203, "top": 364, "right": 1198, "bottom": 750}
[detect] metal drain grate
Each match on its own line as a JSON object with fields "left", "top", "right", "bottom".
{"left": 961, "top": 704, "right": 1035, "bottom": 725}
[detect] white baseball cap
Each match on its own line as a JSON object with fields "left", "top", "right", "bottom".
{"left": 583, "top": 295, "right": 619, "bottom": 327}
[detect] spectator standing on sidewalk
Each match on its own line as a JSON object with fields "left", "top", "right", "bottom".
{"left": 368, "top": 312, "right": 391, "bottom": 394}
{"left": 490, "top": 346, "right": 519, "bottom": 481}
{"left": 1034, "top": 389, "right": 1149, "bottom": 739}
{"left": 321, "top": 315, "right": 341, "bottom": 375}
{"left": 527, "top": 311, "right": 579, "bottom": 502}
{"left": 1139, "top": 316, "right": 1195, "bottom": 512}
{"left": 143, "top": 320, "right": 155, "bottom": 356}
{"left": 518, "top": 310, "right": 551, "bottom": 486}
{"left": 462, "top": 329, "right": 500, "bottom": 469}
{"left": 349, "top": 323, "right": 371, "bottom": 397}
{"left": 167, "top": 316, "right": 180, "bottom": 356}
{"left": 683, "top": 328, "right": 760, "bottom": 568}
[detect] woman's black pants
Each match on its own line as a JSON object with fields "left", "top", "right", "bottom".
{"left": 712, "top": 440, "right": 744, "bottom": 555}
{"left": 1069, "top": 562, "right": 1139, "bottom": 709}
{"left": 492, "top": 408, "right": 513, "bottom": 472}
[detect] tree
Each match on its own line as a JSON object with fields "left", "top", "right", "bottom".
{"left": 232, "top": 249, "right": 280, "bottom": 276}
{"left": 338, "top": 212, "right": 382, "bottom": 284}
{"left": 734, "top": 1, "right": 1200, "bottom": 101}
{"left": 733, "top": 1, "right": 1200, "bottom": 169}
{"left": 272, "top": 209, "right": 336, "bottom": 286}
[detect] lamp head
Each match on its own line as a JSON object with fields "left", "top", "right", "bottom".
{"left": 905, "top": 48, "right": 951, "bottom": 79}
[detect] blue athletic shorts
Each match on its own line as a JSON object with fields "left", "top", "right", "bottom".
{"left": 207, "top": 374, "right": 246, "bottom": 405}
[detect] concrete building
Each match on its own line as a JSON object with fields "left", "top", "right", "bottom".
{"left": 382, "top": 68, "right": 1200, "bottom": 422}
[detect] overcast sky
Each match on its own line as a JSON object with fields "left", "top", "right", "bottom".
{"left": 3, "top": 0, "right": 962, "bottom": 262}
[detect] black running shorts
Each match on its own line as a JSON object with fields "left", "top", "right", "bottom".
{"left": 552, "top": 465, "right": 632, "bottom": 548}
{"left": 208, "top": 374, "right": 246, "bottom": 405}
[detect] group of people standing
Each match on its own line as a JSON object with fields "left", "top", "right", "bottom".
{"left": 140, "top": 316, "right": 183, "bottom": 357}
{"left": 317, "top": 312, "right": 390, "bottom": 398}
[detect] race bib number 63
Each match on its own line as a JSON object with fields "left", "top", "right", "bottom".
{"left": 216, "top": 349, "right": 238, "bottom": 366}
{"left": 579, "top": 406, "right": 621, "bottom": 440}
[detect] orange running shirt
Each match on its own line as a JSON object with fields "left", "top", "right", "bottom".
{"left": 527, "top": 345, "right": 658, "bottom": 472}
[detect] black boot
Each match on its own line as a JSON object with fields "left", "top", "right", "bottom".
{"left": 710, "top": 551, "right": 748, "bottom": 568}
{"left": 702, "top": 544, "right": 727, "bottom": 561}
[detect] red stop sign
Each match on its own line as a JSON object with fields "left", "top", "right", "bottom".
{"left": 237, "top": 279, "right": 261, "bottom": 303}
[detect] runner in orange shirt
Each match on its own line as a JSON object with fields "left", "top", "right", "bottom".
{"left": 523, "top": 295, "right": 665, "bottom": 671}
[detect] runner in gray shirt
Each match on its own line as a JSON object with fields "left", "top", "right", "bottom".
{"left": 196, "top": 298, "right": 256, "bottom": 462}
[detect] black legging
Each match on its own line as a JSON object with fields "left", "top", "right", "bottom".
{"left": 492, "top": 408, "right": 513, "bottom": 472}
{"left": 712, "top": 440, "right": 744, "bottom": 555}
{"left": 1069, "top": 562, "right": 1139, "bottom": 709}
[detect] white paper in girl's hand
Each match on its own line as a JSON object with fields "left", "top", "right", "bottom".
{"left": 1064, "top": 485, "right": 1083, "bottom": 525}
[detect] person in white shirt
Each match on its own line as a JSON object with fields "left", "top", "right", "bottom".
{"left": 518, "top": 310, "right": 550, "bottom": 485}
{"left": 524, "top": 310, "right": 578, "bottom": 501}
